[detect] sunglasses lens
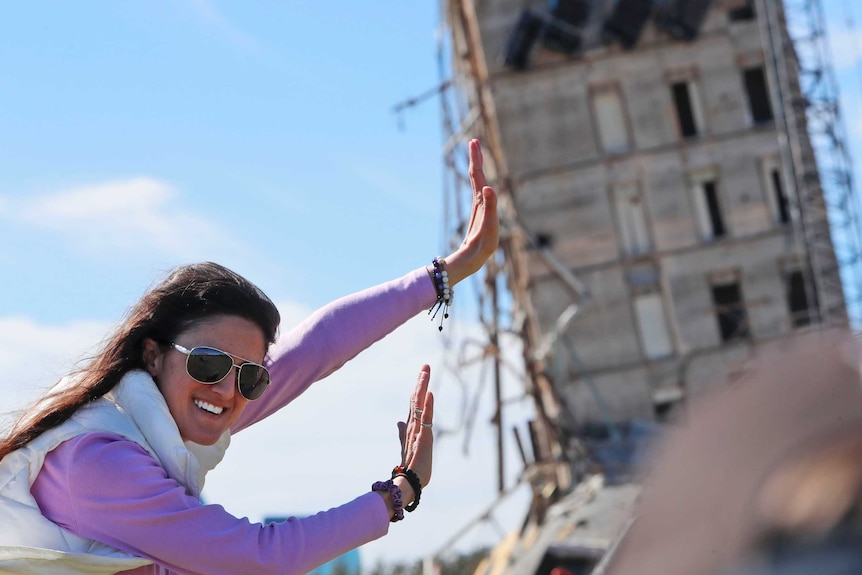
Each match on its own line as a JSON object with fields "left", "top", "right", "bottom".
{"left": 238, "top": 366, "right": 270, "bottom": 401}
{"left": 186, "top": 347, "right": 233, "bottom": 383}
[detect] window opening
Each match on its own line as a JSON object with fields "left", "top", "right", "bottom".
{"left": 711, "top": 280, "right": 749, "bottom": 341}
{"left": 743, "top": 66, "right": 773, "bottom": 124}
{"left": 692, "top": 174, "right": 727, "bottom": 240}
{"left": 786, "top": 269, "right": 818, "bottom": 327}
{"left": 671, "top": 81, "right": 701, "bottom": 138}
{"left": 729, "top": 2, "right": 756, "bottom": 21}
{"left": 614, "top": 184, "right": 651, "bottom": 255}
{"left": 653, "top": 399, "right": 677, "bottom": 423}
{"left": 592, "top": 88, "right": 630, "bottom": 154}
{"left": 761, "top": 157, "right": 791, "bottom": 225}
{"left": 634, "top": 292, "right": 674, "bottom": 359}
{"left": 770, "top": 168, "right": 790, "bottom": 224}
{"left": 703, "top": 181, "right": 725, "bottom": 237}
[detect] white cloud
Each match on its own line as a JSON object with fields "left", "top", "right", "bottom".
{"left": 0, "top": 316, "right": 109, "bottom": 426}
{"left": 847, "top": 99, "right": 862, "bottom": 143}
{"left": 182, "top": 0, "right": 265, "bottom": 55}
{"left": 4, "top": 178, "right": 255, "bottom": 262}
{"left": 827, "top": 23, "right": 862, "bottom": 71}
{"left": 349, "top": 162, "right": 429, "bottom": 215}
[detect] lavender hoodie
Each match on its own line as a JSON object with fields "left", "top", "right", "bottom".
{"left": 29, "top": 268, "right": 436, "bottom": 575}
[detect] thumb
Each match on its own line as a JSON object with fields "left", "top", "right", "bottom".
{"left": 397, "top": 421, "right": 407, "bottom": 444}
{"left": 397, "top": 421, "right": 407, "bottom": 462}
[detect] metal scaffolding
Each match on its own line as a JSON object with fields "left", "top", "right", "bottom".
{"left": 764, "top": 0, "right": 862, "bottom": 327}
{"left": 437, "top": 0, "right": 581, "bottom": 532}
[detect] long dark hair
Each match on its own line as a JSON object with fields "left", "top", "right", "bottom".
{"left": 0, "top": 262, "right": 280, "bottom": 460}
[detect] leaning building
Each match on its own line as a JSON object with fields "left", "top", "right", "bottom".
{"left": 435, "top": 1, "right": 862, "bottom": 571}
{"left": 442, "top": 0, "right": 860, "bottom": 434}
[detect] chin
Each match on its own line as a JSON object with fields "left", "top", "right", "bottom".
{"left": 180, "top": 429, "right": 225, "bottom": 446}
{"left": 188, "top": 433, "right": 223, "bottom": 446}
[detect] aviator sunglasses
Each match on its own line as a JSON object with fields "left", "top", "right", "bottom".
{"left": 165, "top": 342, "right": 271, "bottom": 401}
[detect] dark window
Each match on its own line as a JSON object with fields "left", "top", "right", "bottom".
{"left": 786, "top": 270, "right": 818, "bottom": 327}
{"left": 672, "top": 81, "right": 699, "bottom": 138}
{"left": 550, "top": 0, "right": 590, "bottom": 28}
{"left": 536, "top": 554, "right": 598, "bottom": 575}
{"left": 534, "top": 232, "right": 554, "bottom": 249}
{"left": 654, "top": 0, "right": 713, "bottom": 41}
{"left": 543, "top": 0, "right": 589, "bottom": 56}
{"left": 712, "top": 281, "right": 749, "bottom": 342}
{"left": 771, "top": 168, "right": 790, "bottom": 224}
{"left": 504, "top": 10, "right": 543, "bottom": 70}
{"left": 603, "top": 0, "right": 652, "bottom": 49}
{"left": 729, "top": 2, "right": 756, "bottom": 21}
{"left": 744, "top": 67, "right": 773, "bottom": 123}
{"left": 653, "top": 399, "right": 681, "bottom": 424}
{"left": 703, "top": 181, "right": 726, "bottom": 238}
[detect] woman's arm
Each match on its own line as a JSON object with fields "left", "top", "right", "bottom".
{"left": 32, "top": 433, "right": 390, "bottom": 575}
{"left": 233, "top": 266, "right": 437, "bottom": 431}
{"left": 234, "top": 140, "right": 499, "bottom": 432}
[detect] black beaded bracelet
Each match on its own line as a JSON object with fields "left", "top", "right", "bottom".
{"left": 371, "top": 479, "right": 404, "bottom": 522}
{"left": 427, "top": 256, "right": 453, "bottom": 332}
{"left": 391, "top": 466, "right": 422, "bottom": 512}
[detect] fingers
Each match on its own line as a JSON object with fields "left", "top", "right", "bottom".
{"left": 403, "top": 365, "right": 435, "bottom": 481}
{"left": 414, "top": 392, "right": 434, "bottom": 486}
{"left": 442, "top": 140, "right": 500, "bottom": 286}
{"left": 408, "top": 365, "right": 431, "bottom": 428}
{"left": 465, "top": 140, "right": 498, "bottom": 255}
{"left": 405, "top": 365, "right": 431, "bottom": 458}
{"left": 474, "top": 185, "right": 498, "bottom": 244}
{"left": 468, "top": 139, "right": 487, "bottom": 199}
{"left": 398, "top": 421, "right": 408, "bottom": 465}
{"left": 466, "top": 139, "right": 488, "bottom": 237}
{"left": 421, "top": 392, "right": 434, "bottom": 431}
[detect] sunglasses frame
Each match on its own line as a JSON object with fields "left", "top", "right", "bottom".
{"left": 166, "top": 342, "right": 270, "bottom": 401}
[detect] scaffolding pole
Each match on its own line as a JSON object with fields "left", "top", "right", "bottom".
{"left": 766, "top": 0, "right": 862, "bottom": 328}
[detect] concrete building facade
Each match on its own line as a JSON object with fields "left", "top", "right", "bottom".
{"left": 445, "top": 0, "right": 847, "bottom": 428}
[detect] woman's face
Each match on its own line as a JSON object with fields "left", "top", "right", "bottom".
{"left": 143, "top": 315, "right": 267, "bottom": 445}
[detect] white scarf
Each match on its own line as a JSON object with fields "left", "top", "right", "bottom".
{"left": 0, "top": 369, "right": 231, "bottom": 573}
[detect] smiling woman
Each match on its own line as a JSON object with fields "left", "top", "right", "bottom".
{"left": 144, "top": 315, "right": 270, "bottom": 446}
{"left": 0, "top": 140, "right": 498, "bottom": 575}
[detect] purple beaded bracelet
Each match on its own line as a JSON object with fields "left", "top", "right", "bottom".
{"left": 372, "top": 479, "right": 404, "bottom": 522}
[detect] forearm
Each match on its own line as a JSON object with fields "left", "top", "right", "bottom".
{"left": 33, "top": 434, "right": 392, "bottom": 575}
{"left": 234, "top": 266, "right": 437, "bottom": 430}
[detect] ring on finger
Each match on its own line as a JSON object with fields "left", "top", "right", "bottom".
{"left": 413, "top": 408, "right": 423, "bottom": 416}
{"left": 421, "top": 422, "right": 433, "bottom": 429}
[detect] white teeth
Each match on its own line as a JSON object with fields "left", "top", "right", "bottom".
{"left": 194, "top": 400, "right": 223, "bottom": 415}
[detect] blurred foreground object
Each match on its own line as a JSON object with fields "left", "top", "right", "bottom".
{"left": 605, "top": 329, "right": 862, "bottom": 575}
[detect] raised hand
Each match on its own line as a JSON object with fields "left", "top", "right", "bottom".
{"left": 397, "top": 365, "right": 434, "bottom": 490}
{"left": 444, "top": 139, "right": 500, "bottom": 286}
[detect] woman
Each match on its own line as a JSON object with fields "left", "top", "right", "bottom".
{"left": 0, "top": 140, "right": 498, "bottom": 575}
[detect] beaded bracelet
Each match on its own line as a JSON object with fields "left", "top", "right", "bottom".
{"left": 391, "top": 465, "right": 423, "bottom": 512}
{"left": 371, "top": 479, "right": 404, "bottom": 522}
{"left": 428, "top": 256, "right": 453, "bottom": 332}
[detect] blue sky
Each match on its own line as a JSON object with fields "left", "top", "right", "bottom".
{"left": 3, "top": 0, "right": 862, "bottom": 570}
{"left": 0, "top": 0, "right": 452, "bottom": 323}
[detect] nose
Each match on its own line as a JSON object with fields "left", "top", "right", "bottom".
{"left": 210, "top": 366, "right": 239, "bottom": 399}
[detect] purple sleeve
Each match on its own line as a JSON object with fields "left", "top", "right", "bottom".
{"left": 233, "top": 267, "right": 436, "bottom": 432}
{"left": 32, "top": 433, "right": 390, "bottom": 575}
